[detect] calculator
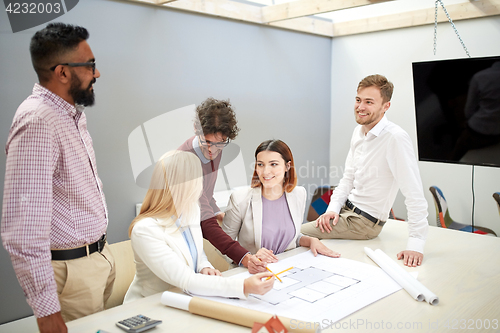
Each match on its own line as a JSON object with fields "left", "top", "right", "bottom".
{"left": 115, "top": 314, "right": 162, "bottom": 332}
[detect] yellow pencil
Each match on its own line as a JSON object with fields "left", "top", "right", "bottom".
{"left": 265, "top": 266, "right": 283, "bottom": 283}
{"left": 265, "top": 266, "right": 294, "bottom": 281}
{"left": 257, "top": 257, "right": 283, "bottom": 283}
{"left": 275, "top": 266, "right": 294, "bottom": 276}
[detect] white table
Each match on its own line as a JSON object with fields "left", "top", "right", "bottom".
{"left": 3, "top": 220, "right": 500, "bottom": 332}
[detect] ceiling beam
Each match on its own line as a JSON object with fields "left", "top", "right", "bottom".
{"left": 156, "top": 0, "right": 180, "bottom": 4}
{"left": 245, "top": 0, "right": 273, "bottom": 5}
{"left": 269, "top": 17, "right": 334, "bottom": 37}
{"left": 331, "top": 0, "right": 500, "bottom": 37}
{"left": 120, "top": 0, "right": 499, "bottom": 38}
{"left": 166, "top": 0, "right": 334, "bottom": 36}
{"left": 121, "top": 0, "right": 334, "bottom": 37}
{"left": 262, "top": 0, "right": 393, "bottom": 24}
{"left": 164, "top": 0, "right": 262, "bottom": 24}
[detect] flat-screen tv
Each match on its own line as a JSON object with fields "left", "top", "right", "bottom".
{"left": 412, "top": 56, "right": 500, "bottom": 168}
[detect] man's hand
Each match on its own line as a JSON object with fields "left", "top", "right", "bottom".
{"left": 255, "top": 248, "right": 278, "bottom": 264}
{"left": 37, "top": 312, "right": 67, "bottom": 333}
{"left": 241, "top": 254, "right": 268, "bottom": 274}
{"left": 315, "top": 211, "right": 339, "bottom": 233}
{"left": 200, "top": 267, "right": 222, "bottom": 276}
{"left": 308, "top": 237, "right": 341, "bottom": 258}
{"left": 397, "top": 250, "right": 423, "bottom": 267}
{"left": 243, "top": 272, "right": 275, "bottom": 296}
{"left": 215, "top": 212, "right": 225, "bottom": 224}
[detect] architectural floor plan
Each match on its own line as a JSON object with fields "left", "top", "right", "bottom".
{"left": 201, "top": 251, "right": 403, "bottom": 326}
{"left": 252, "top": 266, "right": 360, "bottom": 305}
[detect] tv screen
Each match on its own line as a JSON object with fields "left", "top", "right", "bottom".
{"left": 412, "top": 56, "right": 500, "bottom": 168}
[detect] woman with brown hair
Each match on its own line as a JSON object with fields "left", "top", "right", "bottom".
{"left": 222, "top": 140, "right": 340, "bottom": 266}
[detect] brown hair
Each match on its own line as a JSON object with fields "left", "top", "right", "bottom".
{"left": 357, "top": 74, "right": 394, "bottom": 103}
{"left": 194, "top": 97, "right": 240, "bottom": 140}
{"left": 251, "top": 139, "right": 297, "bottom": 193}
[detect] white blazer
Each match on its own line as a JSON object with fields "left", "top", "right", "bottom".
{"left": 222, "top": 186, "right": 307, "bottom": 255}
{"left": 123, "top": 215, "right": 245, "bottom": 303}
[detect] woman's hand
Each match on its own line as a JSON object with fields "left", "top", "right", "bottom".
{"left": 243, "top": 249, "right": 278, "bottom": 274}
{"left": 245, "top": 254, "right": 268, "bottom": 274}
{"left": 200, "top": 267, "right": 222, "bottom": 276}
{"left": 310, "top": 237, "right": 341, "bottom": 258}
{"left": 301, "top": 236, "right": 341, "bottom": 258}
{"left": 243, "top": 272, "right": 275, "bottom": 296}
{"left": 255, "top": 248, "right": 278, "bottom": 264}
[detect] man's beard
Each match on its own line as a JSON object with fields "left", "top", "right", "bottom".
{"left": 69, "top": 74, "right": 96, "bottom": 107}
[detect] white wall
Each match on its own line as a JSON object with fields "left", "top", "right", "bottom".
{"left": 330, "top": 17, "right": 500, "bottom": 235}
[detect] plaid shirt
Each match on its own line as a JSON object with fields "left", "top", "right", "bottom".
{"left": 1, "top": 84, "right": 108, "bottom": 318}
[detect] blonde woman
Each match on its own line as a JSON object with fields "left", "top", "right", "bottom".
{"left": 222, "top": 140, "right": 340, "bottom": 261}
{"left": 124, "top": 151, "right": 273, "bottom": 303}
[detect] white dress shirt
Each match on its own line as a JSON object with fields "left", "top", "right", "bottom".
{"left": 327, "top": 116, "right": 429, "bottom": 253}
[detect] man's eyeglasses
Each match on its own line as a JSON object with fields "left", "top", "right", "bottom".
{"left": 199, "top": 138, "right": 230, "bottom": 148}
{"left": 50, "top": 62, "right": 96, "bottom": 75}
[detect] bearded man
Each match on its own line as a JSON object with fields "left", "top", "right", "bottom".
{"left": 1, "top": 23, "right": 115, "bottom": 333}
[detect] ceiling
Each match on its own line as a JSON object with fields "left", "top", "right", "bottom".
{"left": 122, "top": 0, "right": 500, "bottom": 37}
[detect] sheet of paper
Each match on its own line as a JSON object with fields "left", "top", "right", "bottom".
{"left": 200, "top": 251, "right": 403, "bottom": 327}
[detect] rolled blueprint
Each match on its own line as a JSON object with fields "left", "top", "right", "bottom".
{"left": 364, "top": 247, "right": 424, "bottom": 302}
{"left": 364, "top": 248, "right": 439, "bottom": 305}
{"left": 373, "top": 249, "right": 439, "bottom": 305}
{"left": 160, "top": 290, "right": 191, "bottom": 311}
{"left": 161, "top": 291, "right": 319, "bottom": 333}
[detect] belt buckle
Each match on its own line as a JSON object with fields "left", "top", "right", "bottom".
{"left": 346, "top": 199, "right": 353, "bottom": 210}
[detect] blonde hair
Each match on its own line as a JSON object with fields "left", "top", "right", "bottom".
{"left": 129, "top": 150, "right": 203, "bottom": 236}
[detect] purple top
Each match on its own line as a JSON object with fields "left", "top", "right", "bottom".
{"left": 261, "top": 194, "right": 296, "bottom": 254}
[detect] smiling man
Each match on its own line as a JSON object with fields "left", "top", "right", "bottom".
{"left": 1, "top": 23, "right": 114, "bottom": 333}
{"left": 301, "top": 74, "right": 429, "bottom": 267}
{"left": 178, "top": 98, "right": 276, "bottom": 273}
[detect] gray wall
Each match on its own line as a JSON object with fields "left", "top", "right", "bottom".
{"left": 0, "top": 0, "right": 332, "bottom": 324}
{"left": 329, "top": 17, "right": 500, "bottom": 234}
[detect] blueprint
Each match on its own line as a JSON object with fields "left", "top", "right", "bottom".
{"left": 252, "top": 266, "right": 360, "bottom": 305}
{"left": 200, "top": 251, "right": 403, "bottom": 326}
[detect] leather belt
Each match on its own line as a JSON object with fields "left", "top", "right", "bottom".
{"left": 51, "top": 234, "right": 106, "bottom": 261}
{"left": 345, "top": 200, "right": 386, "bottom": 227}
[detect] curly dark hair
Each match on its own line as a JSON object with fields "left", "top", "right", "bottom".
{"left": 30, "top": 23, "right": 89, "bottom": 83}
{"left": 194, "top": 97, "right": 240, "bottom": 140}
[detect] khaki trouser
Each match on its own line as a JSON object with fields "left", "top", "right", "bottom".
{"left": 51, "top": 243, "right": 115, "bottom": 322}
{"left": 301, "top": 206, "right": 383, "bottom": 240}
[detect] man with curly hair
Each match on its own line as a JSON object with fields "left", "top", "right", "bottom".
{"left": 179, "top": 98, "right": 277, "bottom": 273}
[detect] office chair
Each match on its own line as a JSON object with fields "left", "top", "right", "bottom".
{"left": 105, "top": 240, "right": 136, "bottom": 309}
{"left": 429, "top": 186, "right": 497, "bottom": 236}
{"left": 306, "top": 186, "right": 336, "bottom": 221}
{"left": 306, "top": 186, "right": 401, "bottom": 222}
{"left": 494, "top": 192, "right": 500, "bottom": 216}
